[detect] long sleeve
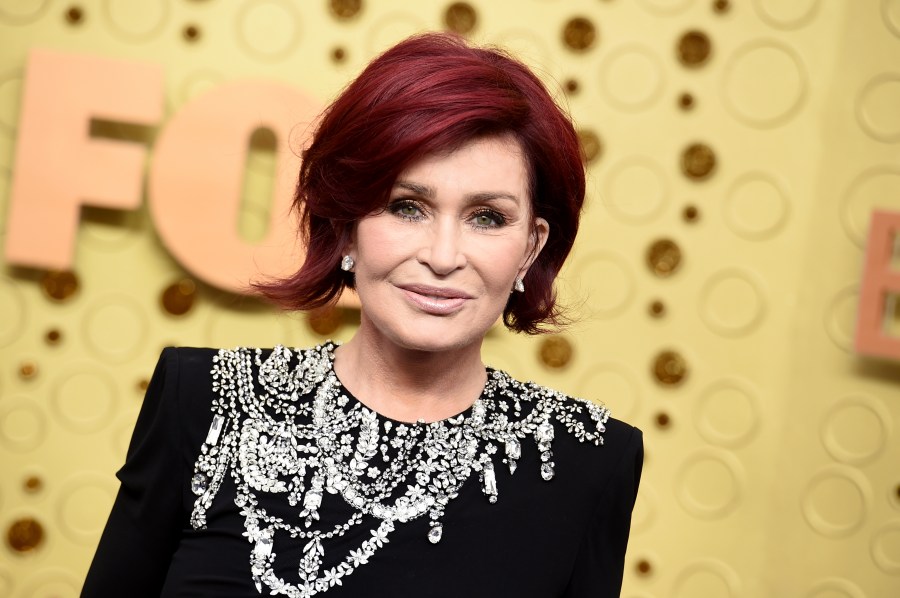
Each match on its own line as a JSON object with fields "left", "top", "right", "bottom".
{"left": 81, "top": 348, "right": 184, "bottom": 597}
{"left": 562, "top": 425, "right": 644, "bottom": 598}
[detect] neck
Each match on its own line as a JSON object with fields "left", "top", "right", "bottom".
{"left": 333, "top": 323, "right": 487, "bottom": 423}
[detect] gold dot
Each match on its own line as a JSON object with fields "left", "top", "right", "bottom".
{"left": 713, "top": 0, "right": 730, "bottom": 13}
{"left": 578, "top": 129, "right": 602, "bottom": 164}
{"left": 444, "top": 2, "right": 477, "bottom": 35}
{"left": 895, "top": 484, "right": 900, "bottom": 500}
{"left": 7, "top": 518, "right": 44, "bottom": 553}
{"left": 683, "top": 205, "right": 700, "bottom": 222}
{"left": 331, "top": 46, "right": 346, "bottom": 63}
{"left": 23, "top": 476, "right": 43, "bottom": 493}
{"left": 161, "top": 278, "right": 197, "bottom": 316}
{"left": 330, "top": 0, "right": 362, "bottom": 20}
{"left": 655, "top": 412, "right": 672, "bottom": 428}
{"left": 646, "top": 239, "right": 682, "bottom": 277}
{"left": 681, "top": 143, "right": 716, "bottom": 180}
{"left": 45, "top": 328, "right": 62, "bottom": 345}
{"left": 649, "top": 300, "right": 666, "bottom": 318}
{"left": 564, "top": 78, "right": 580, "bottom": 94}
{"left": 677, "top": 30, "right": 712, "bottom": 68}
{"left": 652, "top": 350, "right": 688, "bottom": 385}
{"left": 19, "top": 361, "right": 37, "bottom": 380}
{"left": 183, "top": 24, "right": 201, "bottom": 42}
{"left": 539, "top": 336, "right": 573, "bottom": 369}
{"left": 308, "top": 306, "right": 344, "bottom": 336}
{"left": 137, "top": 378, "right": 150, "bottom": 393}
{"left": 562, "top": 17, "right": 597, "bottom": 53}
{"left": 65, "top": 5, "right": 83, "bottom": 24}
{"left": 41, "top": 270, "right": 79, "bottom": 302}
{"left": 636, "top": 558, "right": 653, "bottom": 575}
{"left": 678, "top": 92, "right": 695, "bottom": 110}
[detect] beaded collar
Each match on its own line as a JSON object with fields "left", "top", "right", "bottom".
{"left": 188, "top": 342, "right": 609, "bottom": 597}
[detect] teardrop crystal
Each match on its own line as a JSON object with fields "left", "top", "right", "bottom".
{"left": 428, "top": 524, "right": 443, "bottom": 544}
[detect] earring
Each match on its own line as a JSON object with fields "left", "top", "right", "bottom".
{"left": 513, "top": 277, "right": 525, "bottom": 293}
{"left": 340, "top": 255, "right": 355, "bottom": 272}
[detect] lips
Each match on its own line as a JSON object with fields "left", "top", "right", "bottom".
{"left": 398, "top": 284, "right": 472, "bottom": 315}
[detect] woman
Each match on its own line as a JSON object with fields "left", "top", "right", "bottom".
{"left": 83, "top": 32, "right": 642, "bottom": 597}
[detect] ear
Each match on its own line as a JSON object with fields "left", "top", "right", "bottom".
{"left": 518, "top": 217, "right": 550, "bottom": 278}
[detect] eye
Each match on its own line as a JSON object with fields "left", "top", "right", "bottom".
{"left": 389, "top": 200, "right": 425, "bottom": 221}
{"left": 471, "top": 210, "right": 505, "bottom": 229}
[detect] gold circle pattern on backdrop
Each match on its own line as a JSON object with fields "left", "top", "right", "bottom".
{"left": 694, "top": 379, "right": 760, "bottom": 448}
{"left": 804, "top": 578, "right": 866, "bottom": 598}
{"left": 820, "top": 395, "right": 891, "bottom": 466}
{"left": 561, "top": 17, "right": 597, "bottom": 53}
{"left": 443, "top": 2, "right": 476, "bottom": 35}
{"left": 883, "top": 0, "right": 900, "bottom": 38}
{"left": 50, "top": 367, "right": 117, "bottom": 434}
{"left": 680, "top": 143, "right": 717, "bottom": 180}
{"left": 6, "top": 517, "right": 44, "bottom": 552}
{"left": 856, "top": 74, "right": 900, "bottom": 142}
{"left": 675, "top": 448, "right": 743, "bottom": 519}
{"left": 801, "top": 465, "right": 871, "bottom": 538}
{"left": 676, "top": 31, "right": 712, "bottom": 67}
{"left": 0, "top": 0, "right": 49, "bottom": 25}
{"left": 839, "top": 167, "right": 900, "bottom": 248}
{"left": 823, "top": 285, "right": 859, "bottom": 354}
{"left": 698, "top": 269, "right": 766, "bottom": 337}
{"left": 574, "top": 251, "right": 634, "bottom": 317}
{"left": 577, "top": 363, "right": 640, "bottom": 421}
{"left": 41, "top": 271, "right": 79, "bottom": 302}
{"left": 161, "top": 278, "right": 197, "bottom": 316}
{"left": 646, "top": 239, "right": 682, "bottom": 277}
{"left": 752, "top": 0, "right": 821, "bottom": 30}
{"left": 600, "top": 44, "right": 665, "bottom": 111}
{"left": 604, "top": 157, "right": 668, "bottom": 223}
{"left": 236, "top": 0, "right": 302, "bottom": 61}
{"left": 577, "top": 129, "right": 602, "bottom": 164}
{"left": 56, "top": 473, "right": 115, "bottom": 545}
{"left": 724, "top": 172, "right": 790, "bottom": 240}
{"left": 0, "top": 398, "right": 47, "bottom": 453}
{"left": 82, "top": 294, "right": 148, "bottom": 363}
{"left": 652, "top": 349, "right": 688, "bottom": 385}
{"left": 672, "top": 559, "right": 740, "bottom": 598}
{"left": 102, "top": 0, "right": 169, "bottom": 41}
{"left": 538, "top": 336, "right": 573, "bottom": 369}
{"left": 722, "top": 40, "right": 807, "bottom": 127}
{"left": 871, "top": 522, "right": 900, "bottom": 574}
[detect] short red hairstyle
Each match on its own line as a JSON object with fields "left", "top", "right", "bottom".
{"left": 257, "top": 32, "right": 585, "bottom": 333}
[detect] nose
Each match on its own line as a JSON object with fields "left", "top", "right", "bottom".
{"left": 417, "top": 218, "right": 467, "bottom": 275}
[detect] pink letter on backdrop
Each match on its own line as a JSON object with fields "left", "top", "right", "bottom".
{"left": 856, "top": 210, "right": 900, "bottom": 360}
{"left": 4, "top": 49, "right": 162, "bottom": 269}
{"left": 149, "top": 80, "right": 322, "bottom": 296}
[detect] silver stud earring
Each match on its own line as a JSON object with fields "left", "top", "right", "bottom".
{"left": 340, "top": 255, "right": 355, "bottom": 272}
{"left": 513, "top": 277, "right": 525, "bottom": 293}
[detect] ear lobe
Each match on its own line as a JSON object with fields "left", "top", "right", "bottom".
{"left": 519, "top": 217, "right": 550, "bottom": 277}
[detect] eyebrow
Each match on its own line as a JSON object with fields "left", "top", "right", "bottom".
{"left": 393, "top": 180, "right": 521, "bottom": 204}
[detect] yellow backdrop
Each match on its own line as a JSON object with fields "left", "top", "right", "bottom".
{"left": 1, "top": 1, "right": 899, "bottom": 597}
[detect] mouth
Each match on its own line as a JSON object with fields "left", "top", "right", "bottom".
{"left": 397, "top": 284, "right": 472, "bottom": 315}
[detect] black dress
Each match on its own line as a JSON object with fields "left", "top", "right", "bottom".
{"left": 82, "top": 345, "right": 643, "bottom": 598}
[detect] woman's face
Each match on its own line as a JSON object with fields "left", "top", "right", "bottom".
{"left": 348, "top": 134, "right": 549, "bottom": 354}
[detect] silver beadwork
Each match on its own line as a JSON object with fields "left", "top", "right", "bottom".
{"left": 189, "top": 342, "right": 609, "bottom": 596}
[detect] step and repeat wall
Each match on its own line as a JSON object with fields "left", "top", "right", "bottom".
{"left": 1, "top": 1, "right": 899, "bottom": 596}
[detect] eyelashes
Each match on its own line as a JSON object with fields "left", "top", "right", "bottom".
{"left": 387, "top": 199, "right": 508, "bottom": 229}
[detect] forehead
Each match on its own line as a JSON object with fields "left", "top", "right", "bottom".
{"left": 396, "top": 135, "right": 530, "bottom": 194}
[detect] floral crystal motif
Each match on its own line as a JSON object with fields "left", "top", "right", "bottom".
{"left": 188, "top": 342, "right": 610, "bottom": 597}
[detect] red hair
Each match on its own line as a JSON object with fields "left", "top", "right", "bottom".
{"left": 256, "top": 32, "right": 585, "bottom": 333}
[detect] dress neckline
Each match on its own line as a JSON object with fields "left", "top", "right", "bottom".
{"left": 320, "top": 340, "right": 489, "bottom": 426}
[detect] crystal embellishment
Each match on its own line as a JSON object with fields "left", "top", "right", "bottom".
{"left": 188, "top": 342, "right": 609, "bottom": 596}
{"left": 191, "top": 473, "right": 207, "bottom": 495}
{"left": 427, "top": 524, "right": 443, "bottom": 544}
